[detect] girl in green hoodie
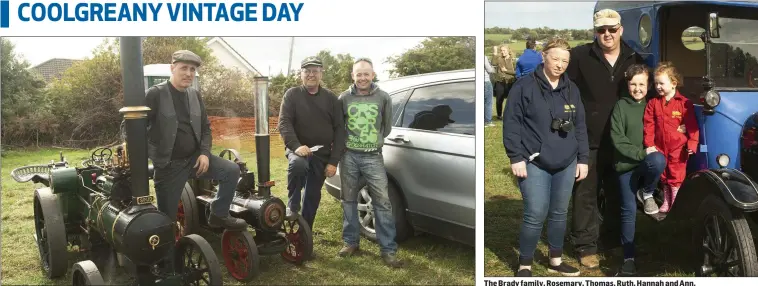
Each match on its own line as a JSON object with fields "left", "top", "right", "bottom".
{"left": 609, "top": 64, "right": 667, "bottom": 276}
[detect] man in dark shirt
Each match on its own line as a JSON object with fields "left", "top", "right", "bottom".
{"left": 145, "top": 50, "right": 246, "bottom": 233}
{"left": 278, "top": 56, "right": 346, "bottom": 233}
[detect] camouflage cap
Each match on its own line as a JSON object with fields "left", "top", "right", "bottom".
{"left": 172, "top": 50, "right": 202, "bottom": 67}
{"left": 301, "top": 56, "right": 323, "bottom": 68}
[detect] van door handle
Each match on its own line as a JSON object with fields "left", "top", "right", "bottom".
{"left": 387, "top": 135, "right": 410, "bottom": 143}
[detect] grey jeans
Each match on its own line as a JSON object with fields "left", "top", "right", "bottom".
{"left": 153, "top": 153, "right": 240, "bottom": 220}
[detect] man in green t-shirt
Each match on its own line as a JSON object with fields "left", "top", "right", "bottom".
{"left": 337, "top": 58, "right": 403, "bottom": 268}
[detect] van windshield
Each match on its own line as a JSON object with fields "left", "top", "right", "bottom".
{"left": 709, "top": 16, "right": 758, "bottom": 88}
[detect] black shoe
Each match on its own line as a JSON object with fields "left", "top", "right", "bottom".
{"left": 547, "top": 263, "right": 580, "bottom": 276}
{"left": 208, "top": 214, "right": 247, "bottom": 230}
{"left": 516, "top": 268, "right": 532, "bottom": 277}
{"left": 616, "top": 259, "right": 637, "bottom": 276}
{"left": 381, "top": 253, "right": 405, "bottom": 268}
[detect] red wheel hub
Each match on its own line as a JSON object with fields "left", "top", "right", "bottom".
{"left": 281, "top": 220, "right": 303, "bottom": 262}
{"left": 221, "top": 231, "right": 254, "bottom": 280}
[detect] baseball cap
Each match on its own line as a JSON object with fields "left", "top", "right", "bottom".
{"left": 593, "top": 9, "right": 621, "bottom": 27}
{"left": 301, "top": 56, "right": 323, "bottom": 68}
{"left": 172, "top": 50, "right": 202, "bottom": 67}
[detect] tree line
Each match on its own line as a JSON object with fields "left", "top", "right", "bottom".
{"left": 485, "top": 27, "right": 596, "bottom": 42}
{"left": 1, "top": 36, "right": 474, "bottom": 149}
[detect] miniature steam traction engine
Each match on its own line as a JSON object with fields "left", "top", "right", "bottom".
{"left": 9, "top": 37, "right": 223, "bottom": 285}
{"left": 175, "top": 76, "right": 314, "bottom": 282}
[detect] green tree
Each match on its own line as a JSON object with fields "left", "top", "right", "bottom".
{"left": 385, "top": 37, "right": 475, "bottom": 77}
{"left": 1, "top": 38, "right": 49, "bottom": 146}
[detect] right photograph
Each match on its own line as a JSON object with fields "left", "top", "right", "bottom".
{"left": 484, "top": 0, "right": 758, "bottom": 278}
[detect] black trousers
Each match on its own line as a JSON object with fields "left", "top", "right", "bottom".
{"left": 570, "top": 146, "right": 622, "bottom": 257}
{"left": 494, "top": 81, "right": 512, "bottom": 118}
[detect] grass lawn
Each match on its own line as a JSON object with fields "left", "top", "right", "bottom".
{"left": 484, "top": 103, "right": 699, "bottom": 277}
{"left": 1, "top": 135, "right": 474, "bottom": 285}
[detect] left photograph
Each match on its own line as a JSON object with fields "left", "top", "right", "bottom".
{"left": 0, "top": 36, "right": 476, "bottom": 285}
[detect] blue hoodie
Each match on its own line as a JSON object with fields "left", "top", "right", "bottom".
{"left": 515, "top": 49, "right": 543, "bottom": 78}
{"left": 502, "top": 64, "right": 589, "bottom": 171}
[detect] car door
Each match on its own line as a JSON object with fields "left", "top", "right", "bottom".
{"left": 382, "top": 79, "right": 476, "bottom": 235}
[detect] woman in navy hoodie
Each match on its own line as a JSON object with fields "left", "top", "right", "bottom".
{"left": 502, "top": 38, "right": 589, "bottom": 277}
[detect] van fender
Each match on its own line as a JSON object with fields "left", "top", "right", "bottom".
{"left": 672, "top": 168, "right": 758, "bottom": 218}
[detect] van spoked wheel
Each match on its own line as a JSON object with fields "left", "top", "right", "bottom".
{"left": 71, "top": 260, "right": 105, "bottom": 286}
{"left": 694, "top": 195, "right": 758, "bottom": 276}
{"left": 222, "top": 230, "right": 260, "bottom": 281}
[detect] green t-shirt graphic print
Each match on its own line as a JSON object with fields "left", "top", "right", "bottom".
{"left": 346, "top": 102, "right": 380, "bottom": 149}
{"left": 339, "top": 84, "right": 393, "bottom": 153}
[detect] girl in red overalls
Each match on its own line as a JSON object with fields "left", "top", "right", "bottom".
{"left": 643, "top": 62, "right": 700, "bottom": 213}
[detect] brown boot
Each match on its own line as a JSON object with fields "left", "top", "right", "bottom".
{"left": 381, "top": 253, "right": 405, "bottom": 268}
{"left": 338, "top": 244, "right": 359, "bottom": 257}
{"left": 578, "top": 254, "right": 599, "bottom": 269}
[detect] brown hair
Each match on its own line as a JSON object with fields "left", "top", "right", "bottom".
{"left": 625, "top": 64, "right": 650, "bottom": 81}
{"left": 542, "top": 38, "right": 571, "bottom": 53}
{"left": 654, "top": 61, "right": 683, "bottom": 87}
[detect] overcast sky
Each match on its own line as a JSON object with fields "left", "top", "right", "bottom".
{"left": 7, "top": 37, "right": 430, "bottom": 80}
{"left": 485, "top": 1, "right": 597, "bottom": 29}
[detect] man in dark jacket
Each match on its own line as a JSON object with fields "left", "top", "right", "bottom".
{"left": 278, "top": 56, "right": 346, "bottom": 232}
{"left": 146, "top": 50, "right": 247, "bottom": 231}
{"left": 565, "top": 9, "right": 645, "bottom": 269}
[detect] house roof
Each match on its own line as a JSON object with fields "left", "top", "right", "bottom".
{"left": 206, "top": 37, "right": 261, "bottom": 75}
{"left": 30, "top": 58, "right": 82, "bottom": 83}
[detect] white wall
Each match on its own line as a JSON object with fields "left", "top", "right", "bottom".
{"left": 207, "top": 41, "right": 254, "bottom": 74}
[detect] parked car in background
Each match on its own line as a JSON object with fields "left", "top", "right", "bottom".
{"left": 325, "top": 69, "right": 475, "bottom": 247}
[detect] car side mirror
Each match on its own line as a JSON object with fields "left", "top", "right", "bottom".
{"left": 709, "top": 12, "right": 720, "bottom": 39}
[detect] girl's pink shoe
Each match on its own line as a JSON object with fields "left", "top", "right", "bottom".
{"left": 659, "top": 185, "right": 672, "bottom": 213}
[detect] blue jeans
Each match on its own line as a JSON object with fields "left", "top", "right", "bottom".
{"left": 484, "top": 80, "right": 494, "bottom": 124}
{"left": 617, "top": 152, "right": 666, "bottom": 259}
{"left": 286, "top": 149, "right": 327, "bottom": 230}
{"left": 340, "top": 150, "right": 397, "bottom": 255}
{"left": 518, "top": 159, "right": 577, "bottom": 265}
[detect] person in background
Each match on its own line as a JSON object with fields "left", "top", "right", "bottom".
{"left": 515, "top": 38, "right": 543, "bottom": 78}
{"left": 492, "top": 44, "right": 516, "bottom": 120}
{"left": 502, "top": 38, "right": 589, "bottom": 277}
{"left": 485, "top": 55, "right": 496, "bottom": 127}
{"left": 610, "top": 64, "right": 667, "bottom": 276}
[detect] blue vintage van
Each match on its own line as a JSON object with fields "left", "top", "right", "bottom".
{"left": 594, "top": 0, "right": 758, "bottom": 277}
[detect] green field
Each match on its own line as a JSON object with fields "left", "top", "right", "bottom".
{"left": 1, "top": 137, "right": 475, "bottom": 285}
{"left": 484, "top": 105, "right": 699, "bottom": 277}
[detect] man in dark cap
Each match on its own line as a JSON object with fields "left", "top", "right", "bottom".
{"left": 278, "top": 56, "right": 346, "bottom": 237}
{"left": 145, "top": 50, "right": 247, "bottom": 233}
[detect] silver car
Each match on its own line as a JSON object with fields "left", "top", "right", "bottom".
{"left": 325, "top": 69, "right": 475, "bottom": 246}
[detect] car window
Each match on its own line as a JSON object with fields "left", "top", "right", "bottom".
{"left": 400, "top": 81, "right": 475, "bottom": 136}
{"left": 390, "top": 90, "right": 411, "bottom": 126}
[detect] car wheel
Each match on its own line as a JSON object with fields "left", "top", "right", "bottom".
{"left": 358, "top": 182, "right": 412, "bottom": 243}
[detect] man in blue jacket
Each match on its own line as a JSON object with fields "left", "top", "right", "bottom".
{"left": 515, "top": 38, "right": 543, "bottom": 78}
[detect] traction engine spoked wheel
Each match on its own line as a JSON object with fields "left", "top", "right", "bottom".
{"left": 281, "top": 215, "right": 314, "bottom": 264}
{"left": 222, "top": 230, "right": 261, "bottom": 282}
{"left": 175, "top": 234, "right": 222, "bottom": 286}
{"left": 176, "top": 183, "right": 200, "bottom": 242}
{"left": 71, "top": 260, "right": 105, "bottom": 286}
{"left": 33, "top": 188, "right": 68, "bottom": 279}
{"left": 694, "top": 195, "right": 758, "bottom": 277}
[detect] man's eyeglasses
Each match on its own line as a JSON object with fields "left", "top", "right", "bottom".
{"left": 302, "top": 69, "right": 321, "bottom": 75}
{"left": 596, "top": 26, "right": 619, "bottom": 34}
